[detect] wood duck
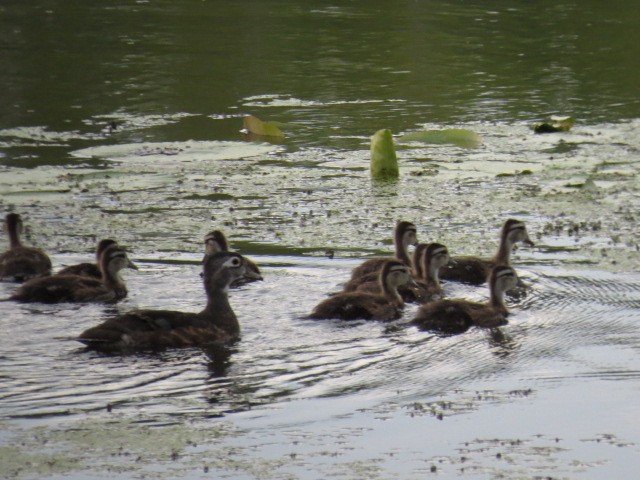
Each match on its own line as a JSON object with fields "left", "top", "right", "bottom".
{"left": 307, "top": 260, "right": 414, "bottom": 321}
{"left": 413, "top": 242, "right": 450, "bottom": 302}
{"left": 343, "top": 221, "right": 417, "bottom": 291}
{"left": 353, "top": 242, "right": 446, "bottom": 303}
{"left": 56, "top": 239, "right": 118, "bottom": 278}
{"left": 77, "top": 251, "right": 263, "bottom": 351}
{"left": 439, "top": 219, "right": 534, "bottom": 285}
{"left": 412, "top": 265, "right": 518, "bottom": 334}
{"left": 203, "top": 230, "right": 261, "bottom": 286}
{"left": 8, "top": 244, "right": 137, "bottom": 303}
{"left": 0, "top": 213, "right": 52, "bottom": 282}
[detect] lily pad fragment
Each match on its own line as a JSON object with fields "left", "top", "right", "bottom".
{"left": 370, "top": 129, "right": 399, "bottom": 180}
{"left": 242, "top": 115, "right": 285, "bottom": 138}
{"left": 534, "top": 116, "right": 575, "bottom": 134}
{"left": 399, "top": 128, "right": 482, "bottom": 148}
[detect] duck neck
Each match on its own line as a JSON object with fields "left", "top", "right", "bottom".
{"left": 380, "top": 275, "right": 403, "bottom": 307}
{"left": 395, "top": 233, "right": 411, "bottom": 265}
{"left": 493, "top": 234, "right": 513, "bottom": 265}
{"left": 8, "top": 224, "right": 21, "bottom": 249}
{"left": 202, "top": 287, "right": 240, "bottom": 336}
{"left": 489, "top": 286, "right": 508, "bottom": 314}
{"left": 101, "top": 268, "right": 126, "bottom": 291}
{"left": 425, "top": 264, "right": 441, "bottom": 289}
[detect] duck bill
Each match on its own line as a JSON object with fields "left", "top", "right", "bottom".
{"left": 523, "top": 237, "right": 535, "bottom": 247}
{"left": 128, "top": 260, "right": 139, "bottom": 270}
{"left": 244, "top": 269, "right": 263, "bottom": 282}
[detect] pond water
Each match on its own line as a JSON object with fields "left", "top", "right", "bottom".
{"left": 1, "top": 1, "right": 640, "bottom": 478}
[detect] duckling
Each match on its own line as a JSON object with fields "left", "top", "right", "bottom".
{"left": 0, "top": 213, "right": 52, "bottom": 282}
{"left": 77, "top": 251, "right": 263, "bottom": 351}
{"left": 353, "top": 242, "right": 447, "bottom": 303}
{"left": 203, "top": 230, "right": 261, "bottom": 286}
{"left": 8, "top": 244, "right": 137, "bottom": 303}
{"left": 412, "top": 242, "right": 451, "bottom": 302}
{"left": 346, "top": 243, "right": 428, "bottom": 294}
{"left": 56, "top": 239, "right": 118, "bottom": 278}
{"left": 412, "top": 265, "right": 518, "bottom": 334}
{"left": 343, "top": 221, "right": 417, "bottom": 290}
{"left": 439, "top": 219, "right": 534, "bottom": 285}
{"left": 307, "top": 260, "right": 414, "bottom": 321}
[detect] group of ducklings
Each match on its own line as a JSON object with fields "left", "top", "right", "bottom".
{"left": 1, "top": 212, "right": 534, "bottom": 352}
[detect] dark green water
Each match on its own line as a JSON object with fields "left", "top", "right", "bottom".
{"left": 1, "top": 2, "right": 640, "bottom": 479}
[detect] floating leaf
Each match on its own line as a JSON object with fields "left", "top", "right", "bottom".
{"left": 399, "top": 128, "right": 482, "bottom": 148}
{"left": 534, "top": 116, "right": 575, "bottom": 134}
{"left": 370, "top": 129, "right": 399, "bottom": 180}
{"left": 242, "top": 115, "right": 285, "bottom": 138}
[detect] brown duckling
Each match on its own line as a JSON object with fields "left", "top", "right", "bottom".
{"left": 412, "top": 242, "right": 451, "bottom": 302}
{"left": 439, "top": 219, "right": 534, "bottom": 285}
{"left": 0, "top": 213, "right": 52, "bottom": 282}
{"left": 412, "top": 265, "right": 518, "bottom": 334}
{"left": 8, "top": 244, "right": 137, "bottom": 303}
{"left": 204, "top": 230, "right": 261, "bottom": 286}
{"left": 77, "top": 251, "right": 262, "bottom": 351}
{"left": 353, "top": 242, "right": 447, "bottom": 303}
{"left": 343, "top": 221, "right": 417, "bottom": 290}
{"left": 56, "top": 239, "right": 118, "bottom": 278}
{"left": 307, "top": 260, "right": 414, "bottom": 321}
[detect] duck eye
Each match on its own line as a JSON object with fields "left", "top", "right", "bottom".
{"left": 231, "top": 257, "right": 241, "bottom": 266}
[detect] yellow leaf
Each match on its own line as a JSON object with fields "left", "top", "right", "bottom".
{"left": 243, "top": 115, "right": 285, "bottom": 138}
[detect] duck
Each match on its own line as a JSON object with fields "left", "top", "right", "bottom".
{"left": 203, "top": 230, "right": 261, "bottom": 286}
{"left": 0, "top": 213, "right": 52, "bottom": 282}
{"left": 56, "top": 239, "right": 118, "bottom": 278}
{"left": 77, "top": 251, "right": 263, "bottom": 351}
{"left": 412, "top": 242, "right": 451, "bottom": 302}
{"left": 412, "top": 265, "right": 518, "bottom": 334}
{"left": 7, "top": 244, "right": 137, "bottom": 303}
{"left": 353, "top": 242, "right": 449, "bottom": 303}
{"left": 439, "top": 219, "right": 534, "bottom": 285}
{"left": 307, "top": 259, "right": 415, "bottom": 321}
{"left": 343, "top": 220, "right": 417, "bottom": 291}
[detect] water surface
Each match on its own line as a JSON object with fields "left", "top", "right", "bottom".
{"left": 1, "top": 1, "right": 640, "bottom": 478}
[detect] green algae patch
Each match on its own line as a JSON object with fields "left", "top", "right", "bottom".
{"left": 399, "top": 128, "right": 482, "bottom": 148}
{"left": 370, "top": 129, "right": 399, "bottom": 180}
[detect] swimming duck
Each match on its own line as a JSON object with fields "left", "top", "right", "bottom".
{"left": 0, "top": 213, "right": 52, "bottom": 282}
{"left": 8, "top": 244, "right": 137, "bottom": 303}
{"left": 56, "top": 239, "right": 118, "bottom": 278}
{"left": 343, "top": 221, "right": 417, "bottom": 290}
{"left": 307, "top": 260, "right": 414, "bottom": 321}
{"left": 353, "top": 242, "right": 447, "bottom": 303}
{"left": 77, "top": 251, "right": 262, "bottom": 351}
{"left": 413, "top": 242, "right": 451, "bottom": 302}
{"left": 439, "top": 219, "right": 534, "bottom": 285}
{"left": 412, "top": 265, "right": 518, "bottom": 334}
{"left": 203, "top": 230, "right": 261, "bottom": 286}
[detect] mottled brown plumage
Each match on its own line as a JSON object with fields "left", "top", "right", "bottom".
{"left": 413, "top": 266, "right": 518, "bottom": 334}
{"left": 343, "top": 221, "right": 417, "bottom": 291}
{"left": 9, "top": 245, "right": 136, "bottom": 303}
{"left": 77, "top": 252, "right": 262, "bottom": 351}
{"left": 0, "top": 213, "right": 52, "bottom": 282}
{"left": 308, "top": 260, "right": 414, "bottom": 321}
{"left": 56, "top": 239, "right": 118, "bottom": 278}
{"left": 439, "top": 219, "right": 534, "bottom": 285}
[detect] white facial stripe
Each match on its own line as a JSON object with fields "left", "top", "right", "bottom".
{"left": 431, "top": 247, "right": 448, "bottom": 257}
{"left": 496, "top": 269, "right": 515, "bottom": 279}
{"left": 509, "top": 223, "right": 525, "bottom": 232}
{"left": 389, "top": 265, "right": 409, "bottom": 274}
{"left": 222, "top": 256, "right": 242, "bottom": 268}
